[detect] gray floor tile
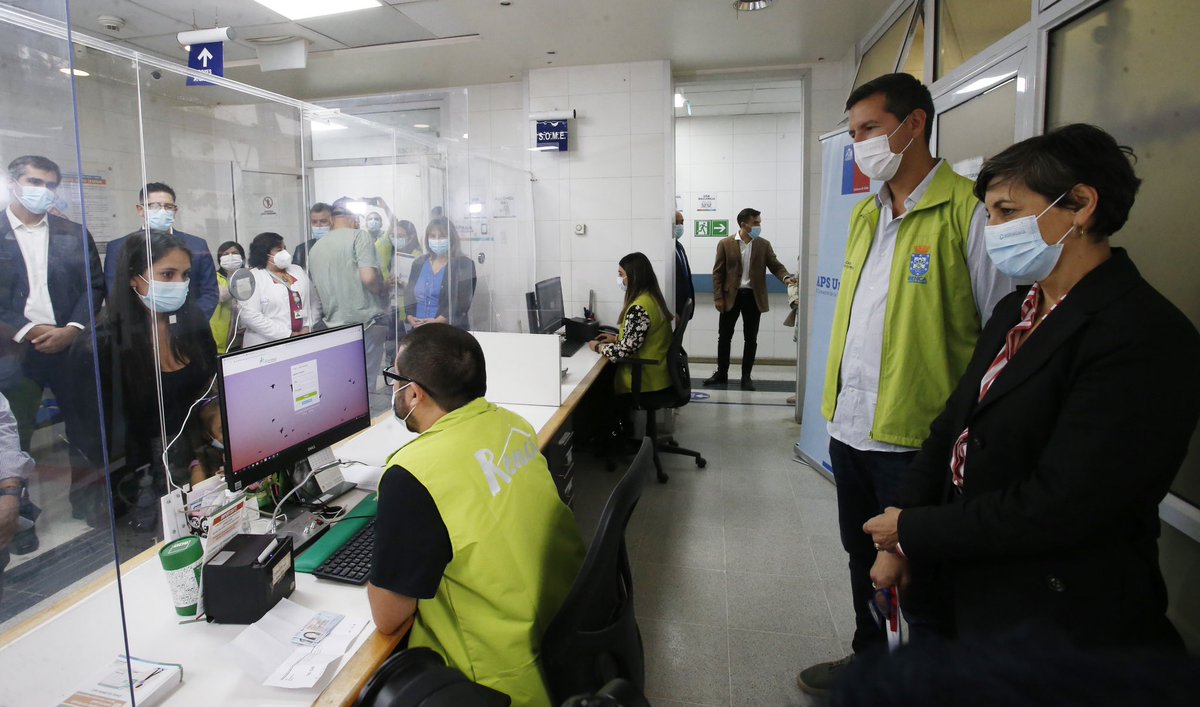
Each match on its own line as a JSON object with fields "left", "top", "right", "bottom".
{"left": 788, "top": 465, "right": 837, "bottom": 501}
{"left": 640, "top": 618, "right": 731, "bottom": 706}
{"left": 822, "top": 577, "right": 860, "bottom": 645}
{"left": 808, "top": 533, "right": 850, "bottom": 585}
{"left": 722, "top": 488, "right": 801, "bottom": 533}
{"left": 723, "top": 528, "right": 818, "bottom": 578}
{"left": 727, "top": 571, "right": 836, "bottom": 638}
{"left": 632, "top": 561, "right": 728, "bottom": 627}
{"left": 796, "top": 496, "right": 841, "bottom": 536}
{"left": 635, "top": 487, "right": 725, "bottom": 532}
{"left": 728, "top": 630, "right": 843, "bottom": 707}
{"left": 632, "top": 521, "right": 726, "bottom": 571}
{"left": 720, "top": 466, "right": 793, "bottom": 498}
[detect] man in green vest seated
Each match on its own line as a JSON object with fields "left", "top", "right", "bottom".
{"left": 797, "top": 73, "right": 1013, "bottom": 696}
{"left": 368, "top": 323, "right": 586, "bottom": 706}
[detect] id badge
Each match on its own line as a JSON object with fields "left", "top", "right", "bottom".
{"left": 291, "top": 611, "right": 344, "bottom": 646}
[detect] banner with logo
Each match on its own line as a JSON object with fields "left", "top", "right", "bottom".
{"left": 796, "top": 130, "right": 877, "bottom": 477}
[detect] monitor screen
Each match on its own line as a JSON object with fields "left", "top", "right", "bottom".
{"left": 217, "top": 325, "right": 371, "bottom": 492}
{"left": 535, "top": 276, "right": 565, "bottom": 333}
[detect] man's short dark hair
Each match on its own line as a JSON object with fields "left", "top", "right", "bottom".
{"left": 248, "top": 231, "right": 284, "bottom": 269}
{"left": 139, "top": 182, "right": 176, "bottom": 203}
{"left": 331, "top": 196, "right": 358, "bottom": 217}
{"left": 8, "top": 155, "right": 61, "bottom": 182}
{"left": 973, "top": 123, "right": 1141, "bottom": 238}
{"left": 309, "top": 202, "right": 332, "bottom": 215}
{"left": 846, "top": 73, "right": 935, "bottom": 143}
{"left": 736, "top": 207, "right": 761, "bottom": 226}
{"left": 396, "top": 323, "right": 487, "bottom": 412}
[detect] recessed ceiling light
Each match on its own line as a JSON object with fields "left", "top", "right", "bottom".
{"left": 462, "top": 133, "right": 469, "bottom": 139}
{"left": 733, "top": 0, "right": 774, "bottom": 10}
{"left": 59, "top": 67, "right": 89, "bottom": 77}
{"left": 253, "top": 0, "right": 381, "bottom": 22}
{"left": 413, "top": 123, "right": 431, "bottom": 129}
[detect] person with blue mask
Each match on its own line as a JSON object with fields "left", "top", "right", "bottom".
{"left": 83, "top": 230, "right": 217, "bottom": 530}
{"left": 102, "top": 182, "right": 219, "bottom": 319}
{"left": 0, "top": 155, "right": 106, "bottom": 526}
{"left": 291, "top": 202, "right": 333, "bottom": 270}
{"left": 404, "top": 217, "right": 476, "bottom": 331}
{"left": 705, "top": 206, "right": 795, "bottom": 390}
{"left": 864, "top": 123, "right": 1200, "bottom": 651}
{"left": 672, "top": 210, "right": 694, "bottom": 321}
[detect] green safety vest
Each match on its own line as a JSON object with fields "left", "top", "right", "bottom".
{"left": 615, "top": 292, "right": 673, "bottom": 395}
{"left": 822, "top": 162, "right": 983, "bottom": 448}
{"left": 209, "top": 271, "right": 232, "bottom": 351}
{"left": 384, "top": 398, "right": 585, "bottom": 706}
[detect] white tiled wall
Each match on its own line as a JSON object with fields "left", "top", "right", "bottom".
{"left": 528, "top": 60, "right": 675, "bottom": 327}
{"left": 675, "top": 113, "right": 804, "bottom": 363}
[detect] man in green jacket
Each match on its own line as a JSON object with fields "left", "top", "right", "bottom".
{"left": 798, "top": 73, "right": 1011, "bottom": 695}
{"left": 368, "top": 324, "right": 584, "bottom": 706}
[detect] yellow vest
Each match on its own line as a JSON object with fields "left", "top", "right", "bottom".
{"left": 384, "top": 398, "right": 584, "bottom": 706}
{"left": 615, "top": 292, "right": 673, "bottom": 394}
{"left": 822, "top": 163, "right": 983, "bottom": 447}
{"left": 210, "top": 271, "right": 232, "bottom": 351}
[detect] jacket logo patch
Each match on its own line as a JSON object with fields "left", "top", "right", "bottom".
{"left": 907, "top": 246, "right": 930, "bottom": 284}
{"left": 474, "top": 427, "right": 538, "bottom": 497}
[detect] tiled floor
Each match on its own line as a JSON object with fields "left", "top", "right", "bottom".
{"left": 572, "top": 365, "right": 855, "bottom": 706}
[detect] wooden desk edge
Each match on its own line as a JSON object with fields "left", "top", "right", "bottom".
{"left": 314, "top": 617, "right": 412, "bottom": 707}
{"left": 538, "top": 355, "right": 608, "bottom": 449}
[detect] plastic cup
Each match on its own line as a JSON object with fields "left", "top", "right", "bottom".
{"left": 159, "top": 536, "right": 203, "bottom": 616}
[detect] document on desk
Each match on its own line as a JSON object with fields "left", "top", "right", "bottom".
{"left": 229, "top": 598, "right": 368, "bottom": 689}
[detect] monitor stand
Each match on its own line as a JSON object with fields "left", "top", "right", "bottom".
{"left": 276, "top": 448, "right": 358, "bottom": 553}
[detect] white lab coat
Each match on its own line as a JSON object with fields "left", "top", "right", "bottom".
{"left": 240, "top": 265, "right": 317, "bottom": 347}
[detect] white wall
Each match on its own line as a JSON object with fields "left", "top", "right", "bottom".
{"left": 675, "top": 112, "right": 804, "bottom": 362}
{"left": 527, "top": 61, "right": 675, "bottom": 327}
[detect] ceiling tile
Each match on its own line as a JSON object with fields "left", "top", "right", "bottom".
{"left": 297, "top": 6, "right": 435, "bottom": 47}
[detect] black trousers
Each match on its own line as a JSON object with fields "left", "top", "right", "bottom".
{"left": 716, "top": 288, "right": 762, "bottom": 378}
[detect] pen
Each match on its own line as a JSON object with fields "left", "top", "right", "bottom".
{"left": 134, "top": 667, "right": 163, "bottom": 689}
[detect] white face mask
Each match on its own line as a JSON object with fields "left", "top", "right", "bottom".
{"left": 673, "top": 224, "right": 684, "bottom": 239}
{"left": 983, "top": 191, "right": 1075, "bottom": 282}
{"left": 391, "top": 383, "right": 416, "bottom": 431}
{"left": 617, "top": 277, "right": 627, "bottom": 292}
{"left": 852, "top": 113, "right": 914, "bottom": 182}
{"left": 271, "top": 249, "right": 292, "bottom": 270}
{"left": 219, "top": 254, "right": 243, "bottom": 271}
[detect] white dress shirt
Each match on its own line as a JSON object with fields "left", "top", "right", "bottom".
{"left": 240, "top": 265, "right": 316, "bottom": 347}
{"left": 738, "top": 235, "right": 753, "bottom": 289}
{"left": 6, "top": 207, "right": 82, "bottom": 343}
{"left": 827, "top": 160, "right": 1014, "bottom": 452}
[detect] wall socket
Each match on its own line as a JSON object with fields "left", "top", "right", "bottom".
{"left": 574, "top": 223, "right": 587, "bottom": 235}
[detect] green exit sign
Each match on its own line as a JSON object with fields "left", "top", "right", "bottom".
{"left": 693, "top": 219, "right": 728, "bottom": 237}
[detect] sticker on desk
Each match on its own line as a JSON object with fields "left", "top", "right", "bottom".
{"left": 272, "top": 551, "right": 293, "bottom": 588}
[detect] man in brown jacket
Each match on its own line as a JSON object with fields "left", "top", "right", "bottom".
{"left": 705, "top": 207, "right": 794, "bottom": 390}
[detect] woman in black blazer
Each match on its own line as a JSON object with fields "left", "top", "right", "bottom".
{"left": 403, "top": 217, "right": 476, "bottom": 330}
{"left": 864, "top": 124, "right": 1200, "bottom": 649}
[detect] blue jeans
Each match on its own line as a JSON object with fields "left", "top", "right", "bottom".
{"left": 829, "top": 437, "right": 916, "bottom": 653}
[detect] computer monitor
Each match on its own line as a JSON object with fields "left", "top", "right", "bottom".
{"left": 535, "top": 276, "right": 566, "bottom": 334}
{"left": 216, "top": 324, "right": 371, "bottom": 492}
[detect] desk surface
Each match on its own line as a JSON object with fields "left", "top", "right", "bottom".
{"left": 0, "top": 346, "right": 606, "bottom": 707}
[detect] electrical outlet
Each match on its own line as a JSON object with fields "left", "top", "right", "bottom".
{"left": 574, "top": 223, "right": 586, "bottom": 235}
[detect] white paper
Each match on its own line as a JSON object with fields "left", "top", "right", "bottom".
{"left": 228, "top": 598, "right": 368, "bottom": 689}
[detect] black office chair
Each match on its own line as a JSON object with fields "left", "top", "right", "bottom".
{"left": 353, "top": 647, "right": 511, "bottom": 707}
{"left": 541, "top": 438, "right": 653, "bottom": 705}
{"left": 613, "top": 298, "right": 707, "bottom": 483}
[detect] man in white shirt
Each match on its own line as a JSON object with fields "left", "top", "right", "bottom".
{"left": 798, "top": 75, "right": 1012, "bottom": 695}
{"left": 0, "top": 155, "right": 106, "bottom": 525}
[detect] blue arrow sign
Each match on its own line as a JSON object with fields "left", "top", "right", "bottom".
{"left": 187, "top": 42, "right": 223, "bottom": 86}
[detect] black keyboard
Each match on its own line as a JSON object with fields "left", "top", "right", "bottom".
{"left": 312, "top": 519, "right": 376, "bottom": 585}
{"left": 561, "top": 338, "right": 585, "bottom": 358}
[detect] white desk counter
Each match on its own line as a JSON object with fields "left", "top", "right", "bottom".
{"left": 0, "top": 345, "right": 606, "bottom": 707}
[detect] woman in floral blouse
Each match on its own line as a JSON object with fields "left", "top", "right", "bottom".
{"left": 589, "top": 252, "right": 674, "bottom": 396}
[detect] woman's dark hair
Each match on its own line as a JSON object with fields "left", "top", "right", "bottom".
{"left": 425, "top": 217, "right": 461, "bottom": 257}
{"left": 217, "top": 240, "right": 244, "bottom": 260}
{"left": 619, "top": 252, "right": 670, "bottom": 319}
{"left": 106, "top": 231, "right": 216, "bottom": 414}
{"left": 248, "top": 232, "right": 284, "bottom": 269}
{"left": 973, "top": 123, "right": 1141, "bottom": 238}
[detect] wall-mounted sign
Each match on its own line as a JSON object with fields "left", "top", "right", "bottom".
{"left": 693, "top": 219, "right": 729, "bottom": 238}
{"left": 535, "top": 120, "right": 569, "bottom": 151}
{"left": 187, "top": 42, "right": 223, "bottom": 86}
{"left": 696, "top": 192, "right": 718, "bottom": 212}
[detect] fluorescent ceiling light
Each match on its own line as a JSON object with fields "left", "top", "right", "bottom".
{"left": 253, "top": 0, "right": 381, "bottom": 21}
{"left": 308, "top": 119, "right": 347, "bottom": 132}
{"left": 674, "top": 93, "right": 685, "bottom": 108}
{"left": 413, "top": 123, "right": 431, "bottom": 129}
{"left": 734, "top": 0, "right": 774, "bottom": 10}
{"left": 59, "top": 67, "right": 89, "bottom": 77}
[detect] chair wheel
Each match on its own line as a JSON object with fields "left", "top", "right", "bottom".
{"left": 696, "top": 458, "right": 707, "bottom": 468}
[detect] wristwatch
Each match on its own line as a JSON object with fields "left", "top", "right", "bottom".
{"left": 0, "top": 486, "right": 22, "bottom": 498}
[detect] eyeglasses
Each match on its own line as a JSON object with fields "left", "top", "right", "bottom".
{"left": 145, "top": 202, "right": 179, "bottom": 212}
{"left": 382, "top": 365, "right": 421, "bottom": 389}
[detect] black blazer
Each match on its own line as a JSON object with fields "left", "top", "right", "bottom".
{"left": 403, "top": 254, "right": 477, "bottom": 329}
{"left": 674, "top": 240, "right": 694, "bottom": 320}
{"left": 0, "top": 213, "right": 105, "bottom": 341}
{"left": 896, "top": 248, "right": 1200, "bottom": 648}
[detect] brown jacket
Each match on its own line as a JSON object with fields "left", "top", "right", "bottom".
{"left": 712, "top": 234, "right": 790, "bottom": 313}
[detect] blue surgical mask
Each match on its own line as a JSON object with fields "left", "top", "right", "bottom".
{"left": 984, "top": 192, "right": 1074, "bottom": 282}
{"left": 146, "top": 208, "right": 174, "bottom": 232}
{"left": 673, "top": 224, "right": 685, "bottom": 239}
{"left": 311, "top": 226, "right": 329, "bottom": 240}
{"left": 137, "top": 275, "right": 189, "bottom": 313}
{"left": 429, "top": 238, "right": 449, "bottom": 255}
{"left": 16, "top": 185, "right": 56, "bottom": 215}
{"left": 748, "top": 226, "right": 762, "bottom": 239}
{"left": 210, "top": 438, "right": 225, "bottom": 450}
